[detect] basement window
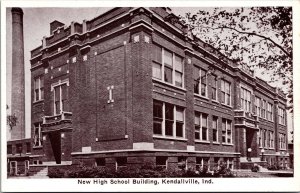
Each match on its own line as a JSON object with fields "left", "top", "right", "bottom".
{"left": 95, "top": 158, "right": 105, "bottom": 167}
{"left": 178, "top": 156, "right": 187, "bottom": 170}
{"left": 156, "top": 156, "right": 168, "bottom": 170}
{"left": 116, "top": 157, "right": 127, "bottom": 171}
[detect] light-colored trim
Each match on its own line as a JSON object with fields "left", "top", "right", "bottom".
{"left": 195, "top": 140, "right": 210, "bottom": 144}
{"left": 129, "top": 21, "right": 154, "bottom": 32}
{"left": 71, "top": 148, "right": 241, "bottom": 156}
{"left": 153, "top": 135, "right": 187, "bottom": 142}
{"left": 187, "top": 145, "right": 195, "bottom": 151}
{"left": 133, "top": 142, "right": 154, "bottom": 150}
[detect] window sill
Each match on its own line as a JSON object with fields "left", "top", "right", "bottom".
{"left": 152, "top": 78, "right": 186, "bottom": 92}
{"left": 33, "top": 99, "right": 44, "bottom": 104}
{"left": 194, "top": 93, "right": 209, "bottom": 101}
{"left": 195, "top": 140, "right": 210, "bottom": 144}
{"left": 221, "top": 143, "right": 234, "bottom": 146}
{"left": 221, "top": 103, "right": 233, "bottom": 109}
{"left": 212, "top": 142, "right": 220, "bottom": 145}
{"left": 33, "top": 146, "right": 43, "bottom": 149}
{"left": 279, "top": 123, "right": 286, "bottom": 126}
{"left": 212, "top": 100, "right": 219, "bottom": 104}
{"left": 153, "top": 135, "right": 187, "bottom": 141}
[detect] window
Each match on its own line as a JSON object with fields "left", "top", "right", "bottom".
{"left": 7, "top": 145, "right": 12, "bottom": 154}
{"left": 240, "top": 87, "right": 251, "bottom": 112}
{"left": 267, "top": 103, "right": 273, "bottom": 121}
{"left": 211, "top": 75, "right": 217, "bottom": 101}
{"left": 178, "top": 156, "right": 187, "bottom": 170}
{"left": 153, "top": 101, "right": 163, "bottom": 135}
{"left": 196, "top": 157, "right": 210, "bottom": 171}
{"left": 34, "top": 76, "right": 44, "bottom": 101}
{"left": 174, "top": 55, "right": 184, "bottom": 87}
{"left": 151, "top": 45, "right": 184, "bottom": 88}
{"left": 194, "top": 66, "right": 207, "bottom": 97}
{"left": 153, "top": 100, "right": 185, "bottom": 138}
{"left": 212, "top": 116, "right": 218, "bottom": 142}
{"left": 221, "top": 80, "right": 231, "bottom": 106}
{"left": 224, "top": 158, "right": 234, "bottom": 169}
{"left": 34, "top": 123, "right": 42, "bottom": 147}
{"left": 53, "top": 82, "right": 68, "bottom": 115}
{"left": 26, "top": 142, "right": 31, "bottom": 153}
{"left": 152, "top": 45, "right": 162, "bottom": 80}
{"left": 164, "top": 49, "right": 173, "bottom": 84}
{"left": 95, "top": 158, "right": 105, "bottom": 167}
{"left": 261, "top": 100, "right": 267, "bottom": 119}
{"left": 222, "top": 119, "right": 232, "bottom": 144}
{"left": 255, "top": 97, "right": 261, "bottom": 116}
{"left": 116, "top": 157, "right": 127, "bottom": 171}
{"left": 263, "top": 129, "right": 267, "bottom": 148}
{"left": 258, "top": 129, "right": 263, "bottom": 147}
{"left": 156, "top": 156, "right": 168, "bottom": 169}
{"left": 16, "top": 144, "right": 22, "bottom": 154}
{"left": 278, "top": 107, "right": 286, "bottom": 125}
{"left": 194, "top": 112, "right": 208, "bottom": 141}
{"left": 269, "top": 131, "right": 274, "bottom": 149}
{"left": 279, "top": 133, "right": 286, "bottom": 149}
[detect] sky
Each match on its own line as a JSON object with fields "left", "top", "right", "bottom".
{"left": 5, "top": 7, "right": 293, "bottom": 140}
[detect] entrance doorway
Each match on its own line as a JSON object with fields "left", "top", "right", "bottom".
{"left": 48, "top": 131, "right": 62, "bottom": 164}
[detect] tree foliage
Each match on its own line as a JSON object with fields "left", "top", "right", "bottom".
{"left": 180, "top": 7, "right": 292, "bottom": 109}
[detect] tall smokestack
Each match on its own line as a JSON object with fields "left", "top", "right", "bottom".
{"left": 11, "top": 7, "right": 25, "bottom": 139}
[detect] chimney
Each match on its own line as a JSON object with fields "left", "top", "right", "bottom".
{"left": 11, "top": 7, "right": 25, "bottom": 139}
{"left": 50, "top": 20, "right": 65, "bottom": 35}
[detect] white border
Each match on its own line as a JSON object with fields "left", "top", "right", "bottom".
{"left": 1, "top": 0, "right": 300, "bottom": 192}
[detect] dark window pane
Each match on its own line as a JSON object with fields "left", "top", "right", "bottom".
{"left": 176, "top": 122, "right": 183, "bottom": 137}
{"left": 202, "top": 127, "right": 207, "bottom": 140}
{"left": 164, "top": 67, "right": 172, "bottom": 83}
{"left": 152, "top": 44, "right": 162, "bottom": 63}
{"left": 212, "top": 89, "right": 216, "bottom": 100}
{"left": 153, "top": 120, "right": 162, "bottom": 135}
{"left": 153, "top": 101, "right": 163, "bottom": 118}
{"left": 213, "top": 130, "right": 217, "bottom": 141}
{"left": 116, "top": 157, "right": 127, "bottom": 166}
{"left": 95, "top": 158, "right": 105, "bottom": 166}
{"left": 165, "top": 121, "right": 173, "bottom": 136}
{"left": 195, "top": 132, "right": 200, "bottom": 140}
{"left": 165, "top": 103, "right": 174, "bottom": 120}
{"left": 156, "top": 156, "right": 167, "bottom": 166}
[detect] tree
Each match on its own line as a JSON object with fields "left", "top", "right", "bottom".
{"left": 6, "top": 105, "right": 18, "bottom": 130}
{"left": 180, "top": 7, "right": 292, "bottom": 110}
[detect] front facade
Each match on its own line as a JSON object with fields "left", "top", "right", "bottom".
{"left": 27, "top": 7, "right": 289, "bottom": 171}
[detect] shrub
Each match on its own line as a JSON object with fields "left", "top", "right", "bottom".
{"left": 251, "top": 164, "right": 259, "bottom": 172}
{"left": 267, "top": 164, "right": 280, "bottom": 171}
{"left": 213, "top": 164, "right": 235, "bottom": 177}
{"left": 48, "top": 164, "right": 235, "bottom": 178}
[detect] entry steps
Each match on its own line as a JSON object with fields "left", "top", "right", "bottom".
{"left": 30, "top": 167, "right": 49, "bottom": 178}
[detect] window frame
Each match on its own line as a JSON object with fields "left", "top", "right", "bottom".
{"left": 33, "top": 122, "right": 43, "bottom": 147}
{"left": 212, "top": 116, "right": 218, "bottom": 142}
{"left": 153, "top": 100, "right": 185, "bottom": 139}
{"left": 221, "top": 79, "right": 231, "bottom": 106}
{"left": 33, "top": 76, "right": 44, "bottom": 102}
{"left": 194, "top": 112, "right": 209, "bottom": 142}
{"left": 151, "top": 45, "right": 184, "bottom": 88}
{"left": 267, "top": 102, "right": 273, "bottom": 121}
{"left": 193, "top": 66, "right": 207, "bottom": 97}
{"left": 255, "top": 97, "right": 261, "bottom": 116}
{"left": 51, "top": 79, "right": 69, "bottom": 115}
{"left": 221, "top": 118, "right": 233, "bottom": 144}
{"left": 211, "top": 74, "right": 218, "bottom": 101}
{"left": 240, "top": 87, "right": 252, "bottom": 112}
